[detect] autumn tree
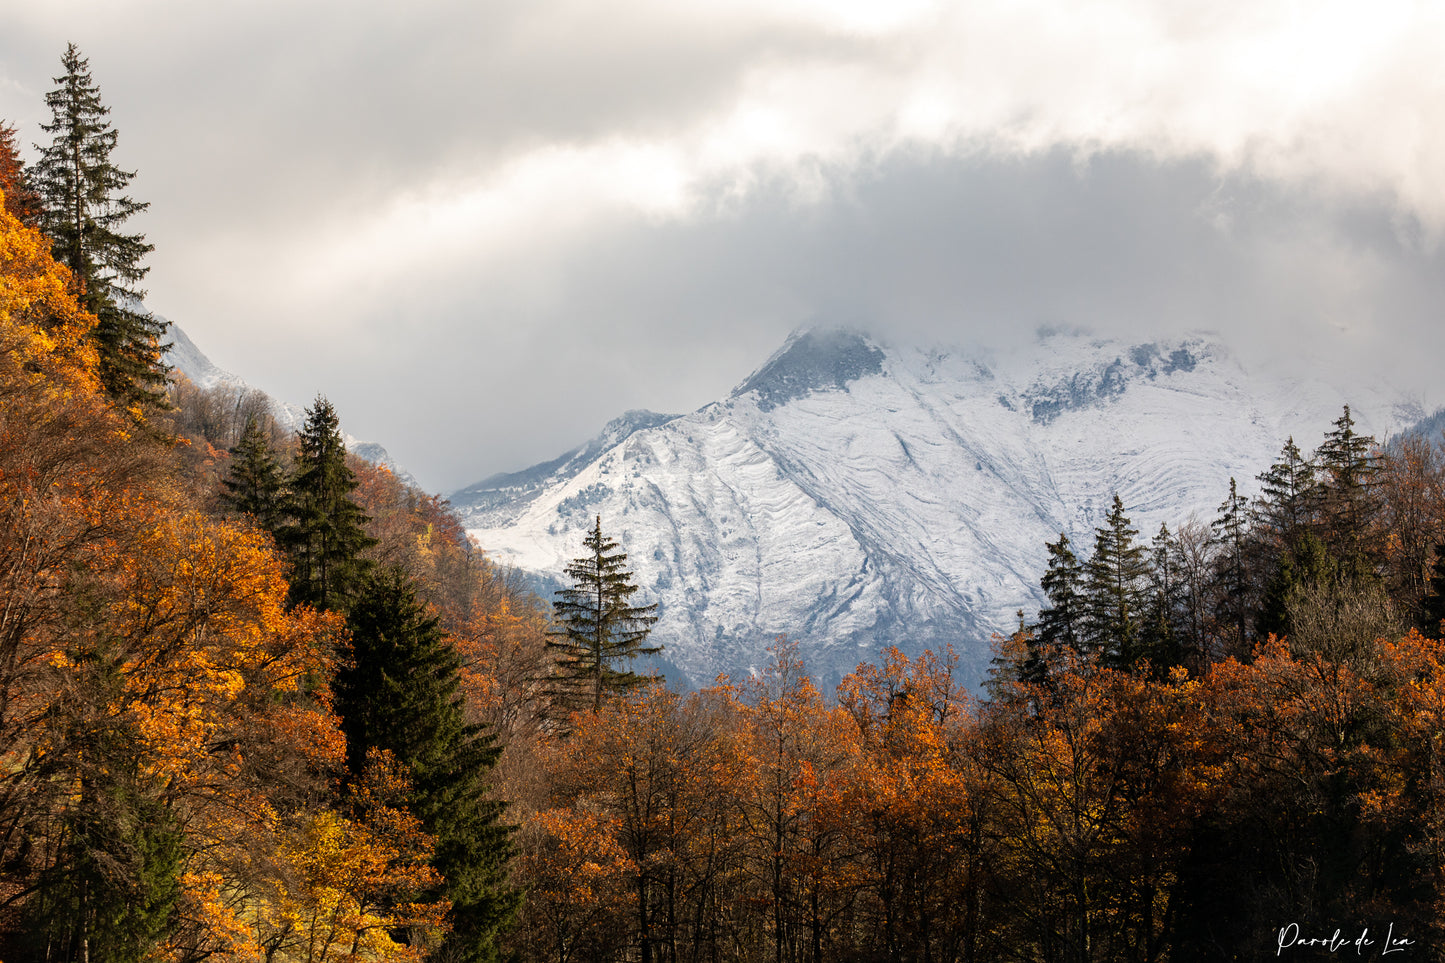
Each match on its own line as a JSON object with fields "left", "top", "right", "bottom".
{"left": 836, "top": 645, "right": 984, "bottom": 962}
{"left": 548, "top": 515, "right": 660, "bottom": 712}
{"left": 276, "top": 396, "right": 376, "bottom": 613}
{"left": 730, "top": 641, "right": 861, "bottom": 963}
{"left": 0, "top": 194, "right": 164, "bottom": 957}
{"left": 512, "top": 808, "right": 635, "bottom": 962}
{"left": 542, "top": 680, "right": 747, "bottom": 963}
{"left": 32, "top": 44, "right": 168, "bottom": 415}
{"left": 0, "top": 122, "right": 43, "bottom": 227}
{"left": 0, "top": 185, "right": 493, "bottom": 962}
{"left": 1174, "top": 633, "right": 1443, "bottom": 957}
{"left": 1374, "top": 435, "right": 1445, "bottom": 623}
{"left": 335, "top": 566, "right": 518, "bottom": 962}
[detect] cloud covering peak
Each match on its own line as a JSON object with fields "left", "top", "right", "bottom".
{"left": 3, "top": 0, "right": 1442, "bottom": 490}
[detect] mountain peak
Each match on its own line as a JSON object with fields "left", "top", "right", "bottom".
{"left": 731, "top": 328, "right": 885, "bottom": 411}
{"left": 456, "top": 326, "right": 1420, "bottom": 691}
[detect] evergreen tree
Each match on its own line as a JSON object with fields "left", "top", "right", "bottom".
{"left": 1083, "top": 495, "right": 1150, "bottom": 668}
{"left": 1314, "top": 405, "right": 1380, "bottom": 577}
{"left": 276, "top": 396, "right": 376, "bottom": 613}
{"left": 220, "top": 415, "right": 286, "bottom": 532}
{"left": 548, "top": 515, "right": 660, "bottom": 711}
{"left": 1030, "top": 532, "right": 1085, "bottom": 681}
{"left": 336, "top": 567, "right": 518, "bottom": 962}
{"left": 22, "top": 651, "right": 182, "bottom": 962}
{"left": 1211, "top": 477, "right": 1253, "bottom": 655}
{"left": 1258, "top": 529, "right": 1338, "bottom": 643}
{"left": 32, "top": 44, "right": 168, "bottom": 413}
{"left": 1140, "top": 522, "right": 1184, "bottom": 675}
{"left": 1253, "top": 436, "right": 1317, "bottom": 550}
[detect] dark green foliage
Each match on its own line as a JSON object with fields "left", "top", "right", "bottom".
{"left": 1210, "top": 477, "right": 1253, "bottom": 656}
{"left": 548, "top": 515, "right": 660, "bottom": 711}
{"left": 221, "top": 415, "right": 286, "bottom": 531}
{"left": 275, "top": 396, "right": 376, "bottom": 613}
{"left": 1314, "top": 405, "right": 1381, "bottom": 572}
{"left": 32, "top": 44, "right": 168, "bottom": 413}
{"left": 25, "top": 783, "right": 182, "bottom": 963}
{"left": 20, "top": 650, "right": 182, "bottom": 963}
{"left": 336, "top": 567, "right": 518, "bottom": 963}
{"left": 1258, "top": 529, "right": 1337, "bottom": 642}
{"left": 1029, "top": 533, "right": 1084, "bottom": 682}
{"left": 1083, "top": 495, "right": 1149, "bottom": 668}
{"left": 1139, "top": 522, "right": 1184, "bottom": 675}
{"left": 1252, "top": 436, "right": 1317, "bottom": 550}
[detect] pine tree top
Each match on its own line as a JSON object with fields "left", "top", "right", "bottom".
{"left": 548, "top": 515, "right": 661, "bottom": 712}
{"left": 33, "top": 43, "right": 168, "bottom": 417}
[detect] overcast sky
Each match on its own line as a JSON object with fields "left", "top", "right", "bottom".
{"left": 4, "top": 0, "right": 1444, "bottom": 492}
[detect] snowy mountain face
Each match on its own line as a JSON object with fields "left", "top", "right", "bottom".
{"left": 163, "top": 321, "right": 414, "bottom": 483}
{"left": 457, "top": 328, "right": 1422, "bottom": 691}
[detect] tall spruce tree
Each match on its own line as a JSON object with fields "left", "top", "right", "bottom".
{"left": 1253, "top": 437, "right": 1317, "bottom": 550}
{"left": 1030, "top": 533, "right": 1085, "bottom": 682}
{"left": 33, "top": 44, "right": 168, "bottom": 413}
{"left": 22, "top": 649, "right": 182, "bottom": 962}
{"left": 1140, "top": 522, "right": 1185, "bottom": 674}
{"left": 1083, "top": 495, "right": 1149, "bottom": 669}
{"left": 336, "top": 567, "right": 518, "bottom": 962}
{"left": 1314, "top": 405, "right": 1380, "bottom": 577}
{"left": 548, "top": 515, "right": 660, "bottom": 711}
{"left": 221, "top": 415, "right": 286, "bottom": 532}
{"left": 276, "top": 396, "right": 375, "bottom": 613}
{"left": 1258, "top": 529, "right": 1338, "bottom": 643}
{"left": 1211, "top": 477, "right": 1253, "bottom": 654}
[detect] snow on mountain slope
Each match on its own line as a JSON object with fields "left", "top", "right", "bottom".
{"left": 163, "top": 319, "right": 414, "bottom": 482}
{"left": 454, "top": 328, "right": 1423, "bottom": 689}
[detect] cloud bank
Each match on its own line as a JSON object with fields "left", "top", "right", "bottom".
{"left": 2, "top": 0, "right": 1442, "bottom": 489}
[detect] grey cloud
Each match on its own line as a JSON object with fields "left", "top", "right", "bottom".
{"left": 274, "top": 150, "right": 1445, "bottom": 492}
{"left": 4, "top": 6, "right": 1442, "bottom": 496}
{"left": 6, "top": 2, "right": 855, "bottom": 236}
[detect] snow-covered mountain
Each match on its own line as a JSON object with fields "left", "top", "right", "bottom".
{"left": 453, "top": 328, "right": 1425, "bottom": 690}
{"left": 164, "top": 321, "right": 413, "bottom": 482}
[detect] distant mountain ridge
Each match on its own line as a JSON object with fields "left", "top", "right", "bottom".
{"left": 452, "top": 327, "right": 1425, "bottom": 690}
{"left": 163, "top": 320, "right": 414, "bottom": 483}
{"left": 453, "top": 408, "right": 680, "bottom": 529}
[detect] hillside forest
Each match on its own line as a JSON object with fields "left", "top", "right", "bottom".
{"left": 6, "top": 44, "right": 1445, "bottom": 963}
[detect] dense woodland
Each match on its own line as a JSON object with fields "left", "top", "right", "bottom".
{"left": 5, "top": 43, "right": 1445, "bottom": 963}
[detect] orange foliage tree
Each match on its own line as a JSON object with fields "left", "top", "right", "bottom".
{"left": 0, "top": 189, "right": 450, "bottom": 961}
